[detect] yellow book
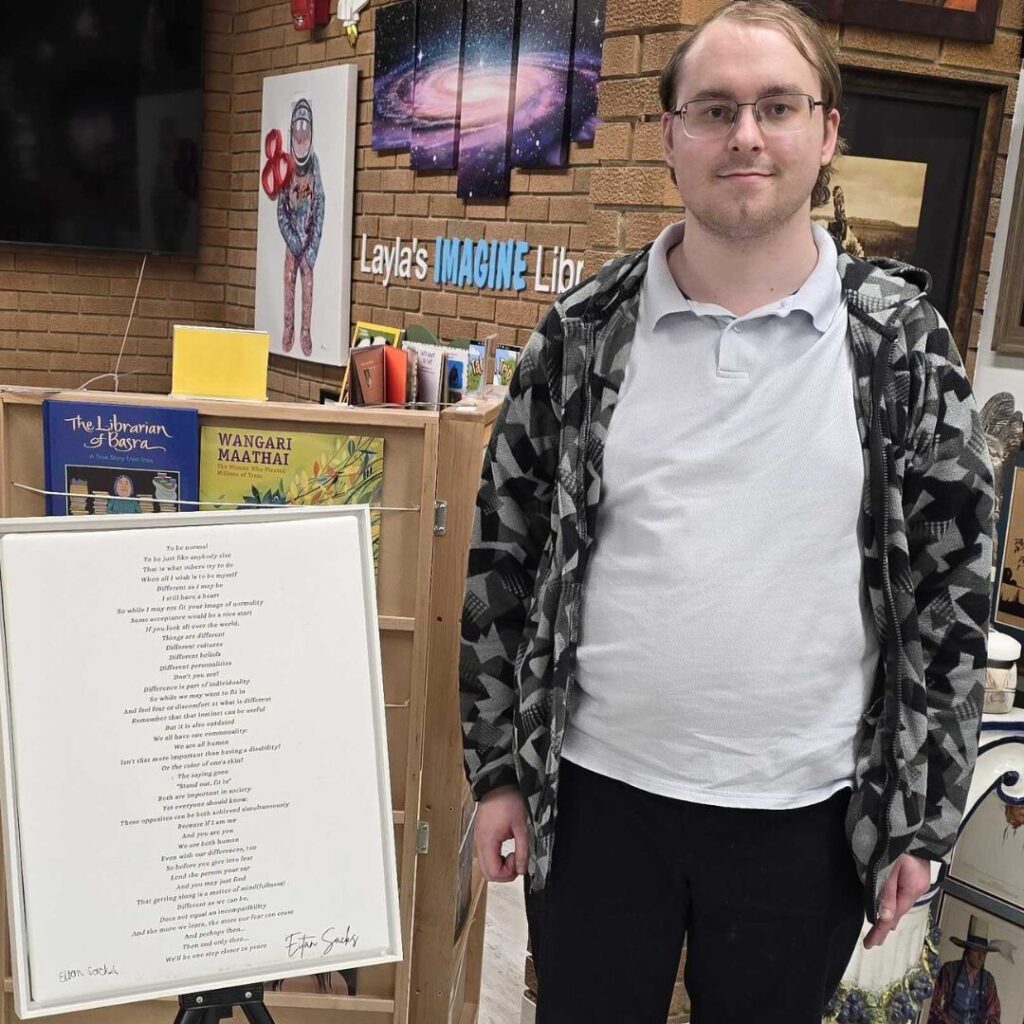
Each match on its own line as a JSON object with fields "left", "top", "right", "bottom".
{"left": 171, "top": 324, "right": 270, "bottom": 402}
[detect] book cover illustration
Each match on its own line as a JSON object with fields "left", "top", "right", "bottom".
{"left": 43, "top": 400, "right": 199, "bottom": 517}
{"left": 198, "top": 426, "right": 385, "bottom": 566}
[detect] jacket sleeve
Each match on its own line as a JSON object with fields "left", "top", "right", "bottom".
{"left": 903, "top": 315, "right": 994, "bottom": 863}
{"left": 459, "top": 320, "right": 560, "bottom": 801}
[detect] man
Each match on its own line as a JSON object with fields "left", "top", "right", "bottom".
{"left": 459, "top": 2, "right": 994, "bottom": 1021}
{"left": 929, "top": 916, "right": 1003, "bottom": 1024}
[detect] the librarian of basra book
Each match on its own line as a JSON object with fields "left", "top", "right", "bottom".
{"left": 43, "top": 401, "right": 199, "bottom": 517}
{"left": 198, "top": 426, "right": 385, "bottom": 569}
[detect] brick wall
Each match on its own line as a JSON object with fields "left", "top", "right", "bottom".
{"left": 0, "top": 0, "right": 235, "bottom": 394}
{"left": 1, "top": 0, "right": 1021, "bottom": 397}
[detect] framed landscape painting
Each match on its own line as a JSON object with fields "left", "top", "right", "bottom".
{"left": 806, "top": 0, "right": 1001, "bottom": 43}
{"left": 819, "top": 70, "right": 1003, "bottom": 357}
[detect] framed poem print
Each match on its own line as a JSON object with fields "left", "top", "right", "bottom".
{"left": 819, "top": 70, "right": 1004, "bottom": 357}
{"left": 807, "top": 0, "right": 1001, "bottom": 44}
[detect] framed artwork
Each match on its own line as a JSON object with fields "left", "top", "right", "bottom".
{"left": 991, "top": 118, "right": 1024, "bottom": 353}
{"left": 993, "top": 447, "right": 1024, "bottom": 646}
{"left": 917, "top": 891, "right": 1024, "bottom": 1024}
{"left": 806, "top": 0, "right": 1001, "bottom": 44}
{"left": 948, "top": 770, "right": 1024, "bottom": 913}
{"left": 254, "top": 65, "right": 358, "bottom": 368}
{"left": 819, "top": 70, "right": 1003, "bottom": 356}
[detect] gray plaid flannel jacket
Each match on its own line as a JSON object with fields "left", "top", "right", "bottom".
{"left": 459, "top": 238, "right": 994, "bottom": 922}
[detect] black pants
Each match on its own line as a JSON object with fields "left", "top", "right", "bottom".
{"left": 525, "top": 759, "right": 865, "bottom": 1024}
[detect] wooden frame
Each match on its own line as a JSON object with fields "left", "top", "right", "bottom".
{"left": 837, "top": 69, "right": 1003, "bottom": 358}
{"left": 991, "top": 125, "right": 1024, "bottom": 354}
{"left": 808, "top": 0, "right": 1001, "bottom": 43}
{"left": 0, "top": 387, "right": 503, "bottom": 1024}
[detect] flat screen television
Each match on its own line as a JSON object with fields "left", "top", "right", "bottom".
{"left": 0, "top": 2, "right": 203, "bottom": 255}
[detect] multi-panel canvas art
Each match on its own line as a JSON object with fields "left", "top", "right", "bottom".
{"left": 373, "top": 0, "right": 608, "bottom": 198}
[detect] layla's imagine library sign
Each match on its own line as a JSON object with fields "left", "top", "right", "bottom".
{"left": 360, "top": 234, "right": 584, "bottom": 294}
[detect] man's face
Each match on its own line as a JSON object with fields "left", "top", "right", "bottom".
{"left": 965, "top": 948, "right": 987, "bottom": 972}
{"left": 660, "top": 20, "right": 840, "bottom": 242}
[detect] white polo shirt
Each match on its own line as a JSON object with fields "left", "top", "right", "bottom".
{"left": 562, "top": 221, "right": 879, "bottom": 809}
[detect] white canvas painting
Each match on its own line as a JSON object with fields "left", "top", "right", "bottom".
{"left": 255, "top": 65, "right": 358, "bottom": 367}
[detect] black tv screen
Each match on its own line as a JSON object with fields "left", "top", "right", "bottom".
{"left": 0, "top": 2, "right": 202, "bottom": 255}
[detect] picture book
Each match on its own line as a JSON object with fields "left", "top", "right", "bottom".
{"left": 43, "top": 400, "right": 199, "bottom": 517}
{"left": 198, "top": 426, "right": 385, "bottom": 567}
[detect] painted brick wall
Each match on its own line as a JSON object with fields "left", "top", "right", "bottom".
{"left": 1, "top": 0, "right": 1021, "bottom": 396}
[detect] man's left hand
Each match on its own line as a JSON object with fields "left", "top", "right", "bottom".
{"left": 863, "top": 854, "right": 932, "bottom": 949}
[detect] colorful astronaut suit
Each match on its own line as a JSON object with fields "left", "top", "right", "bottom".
{"left": 277, "top": 97, "right": 325, "bottom": 357}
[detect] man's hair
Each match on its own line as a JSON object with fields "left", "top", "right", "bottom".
{"left": 658, "top": 0, "right": 846, "bottom": 209}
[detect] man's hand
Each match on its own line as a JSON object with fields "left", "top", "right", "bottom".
{"left": 863, "top": 854, "right": 932, "bottom": 949}
{"left": 474, "top": 785, "right": 528, "bottom": 883}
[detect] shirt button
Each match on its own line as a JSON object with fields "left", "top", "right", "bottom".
{"left": 734, "top": 324, "right": 744, "bottom": 333}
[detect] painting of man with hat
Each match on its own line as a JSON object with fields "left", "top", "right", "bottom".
{"left": 928, "top": 914, "right": 1006, "bottom": 1024}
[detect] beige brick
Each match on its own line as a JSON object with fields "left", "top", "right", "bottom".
{"left": 591, "top": 166, "right": 669, "bottom": 206}
{"left": 379, "top": 169, "right": 416, "bottom": 192}
{"left": 594, "top": 122, "right": 633, "bottom": 161}
{"left": 421, "top": 292, "right": 459, "bottom": 317}
{"left": 602, "top": 34, "right": 641, "bottom": 77}
{"left": 362, "top": 193, "right": 395, "bottom": 215}
{"left": 633, "top": 121, "right": 668, "bottom": 162}
{"left": 999, "top": 0, "right": 1024, "bottom": 28}
{"left": 526, "top": 223, "right": 572, "bottom": 248}
{"left": 642, "top": 29, "right": 687, "bottom": 74}
{"left": 941, "top": 30, "right": 1021, "bottom": 73}
{"left": 841, "top": 24, "right": 940, "bottom": 61}
{"left": 394, "top": 194, "right": 431, "bottom": 217}
{"left": 379, "top": 216, "right": 414, "bottom": 237}
{"left": 618, "top": 208, "right": 684, "bottom": 248}
{"left": 605, "top": 0, "right": 686, "bottom": 32}
{"left": 598, "top": 76, "right": 663, "bottom": 118}
{"left": 569, "top": 223, "right": 591, "bottom": 251}
{"left": 388, "top": 287, "right": 421, "bottom": 311}
{"left": 589, "top": 209, "right": 621, "bottom": 248}
{"left": 507, "top": 196, "right": 551, "bottom": 222}
{"left": 678, "top": 0, "right": 728, "bottom": 24}
{"left": 457, "top": 294, "right": 497, "bottom": 321}
{"left": 549, "top": 196, "right": 591, "bottom": 223}
{"left": 496, "top": 298, "right": 542, "bottom": 328}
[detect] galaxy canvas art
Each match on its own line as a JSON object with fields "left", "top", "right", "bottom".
{"left": 410, "top": 0, "right": 466, "bottom": 170}
{"left": 569, "top": 0, "right": 606, "bottom": 143}
{"left": 511, "top": 0, "right": 576, "bottom": 168}
{"left": 373, "top": 0, "right": 416, "bottom": 151}
{"left": 458, "top": 0, "right": 519, "bottom": 198}
{"left": 372, "top": 0, "right": 608, "bottom": 198}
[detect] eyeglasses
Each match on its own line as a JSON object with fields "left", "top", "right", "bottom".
{"left": 671, "top": 93, "right": 826, "bottom": 139}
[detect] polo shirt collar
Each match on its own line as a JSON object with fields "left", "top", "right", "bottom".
{"left": 643, "top": 220, "right": 842, "bottom": 334}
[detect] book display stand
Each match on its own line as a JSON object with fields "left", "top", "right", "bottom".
{"left": 0, "top": 388, "right": 504, "bottom": 1024}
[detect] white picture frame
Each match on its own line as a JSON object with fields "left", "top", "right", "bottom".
{"left": 255, "top": 65, "right": 358, "bottom": 368}
{"left": 0, "top": 507, "right": 400, "bottom": 1018}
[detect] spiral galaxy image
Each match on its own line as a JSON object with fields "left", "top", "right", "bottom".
{"left": 510, "top": 0, "right": 576, "bottom": 169}
{"left": 372, "top": 0, "right": 607, "bottom": 199}
{"left": 372, "top": 1, "right": 415, "bottom": 151}
{"left": 411, "top": 0, "right": 465, "bottom": 170}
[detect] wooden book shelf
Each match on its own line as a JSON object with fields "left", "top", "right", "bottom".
{"left": 0, "top": 388, "right": 503, "bottom": 1024}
